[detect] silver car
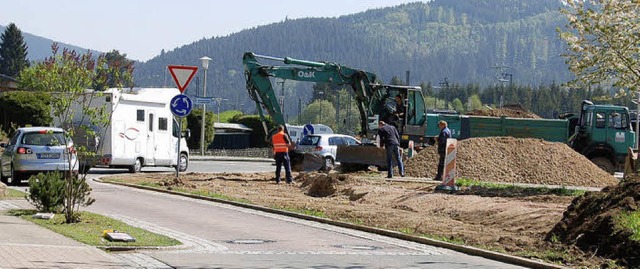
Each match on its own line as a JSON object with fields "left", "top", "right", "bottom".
{"left": 0, "top": 127, "right": 78, "bottom": 185}
{"left": 296, "top": 133, "right": 360, "bottom": 170}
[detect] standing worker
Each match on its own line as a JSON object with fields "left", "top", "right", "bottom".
{"left": 272, "top": 125, "right": 293, "bottom": 184}
{"left": 434, "top": 120, "right": 451, "bottom": 181}
{"left": 378, "top": 120, "right": 405, "bottom": 178}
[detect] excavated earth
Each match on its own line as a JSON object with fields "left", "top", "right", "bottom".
{"left": 466, "top": 105, "right": 541, "bottom": 118}
{"left": 107, "top": 132, "right": 628, "bottom": 268}
{"left": 404, "top": 137, "right": 618, "bottom": 188}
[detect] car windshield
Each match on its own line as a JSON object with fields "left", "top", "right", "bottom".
{"left": 299, "top": 135, "right": 320, "bottom": 146}
{"left": 22, "top": 131, "right": 67, "bottom": 146}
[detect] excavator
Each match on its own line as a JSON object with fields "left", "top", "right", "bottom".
{"left": 243, "top": 52, "right": 429, "bottom": 171}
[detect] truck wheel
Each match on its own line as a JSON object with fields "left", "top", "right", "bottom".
{"left": 128, "top": 158, "right": 142, "bottom": 173}
{"left": 178, "top": 153, "right": 188, "bottom": 172}
{"left": 591, "top": 157, "right": 615, "bottom": 175}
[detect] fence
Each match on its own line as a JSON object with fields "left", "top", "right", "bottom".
{"left": 190, "top": 147, "right": 272, "bottom": 158}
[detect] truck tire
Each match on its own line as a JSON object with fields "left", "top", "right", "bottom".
{"left": 128, "top": 158, "right": 142, "bottom": 173}
{"left": 591, "top": 157, "right": 615, "bottom": 175}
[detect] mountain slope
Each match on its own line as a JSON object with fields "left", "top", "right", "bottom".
{"left": 0, "top": 25, "right": 99, "bottom": 61}
{"left": 133, "top": 1, "right": 568, "bottom": 114}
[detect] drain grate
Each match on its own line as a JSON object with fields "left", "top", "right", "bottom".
{"left": 226, "top": 239, "right": 274, "bottom": 244}
{"left": 333, "top": 244, "right": 381, "bottom": 250}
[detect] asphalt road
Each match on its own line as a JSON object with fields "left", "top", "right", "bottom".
{"left": 35, "top": 161, "right": 528, "bottom": 268}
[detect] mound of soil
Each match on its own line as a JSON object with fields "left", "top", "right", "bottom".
{"left": 547, "top": 176, "right": 640, "bottom": 267}
{"left": 467, "top": 105, "right": 540, "bottom": 119}
{"left": 297, "top": 172, "right": 350, "bottom": 197}
{"left": 405, "top": 137, "right": 617, "bottom": 188}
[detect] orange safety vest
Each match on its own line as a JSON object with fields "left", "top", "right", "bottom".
{"left": 272, "top": 131, "right": 289, "bottom": 153}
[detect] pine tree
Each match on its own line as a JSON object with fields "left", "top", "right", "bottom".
{"left": 0, "top": 23, "right": 29, "bottom": 78}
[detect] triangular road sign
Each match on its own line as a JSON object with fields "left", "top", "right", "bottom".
{"left": 168, "top": 65, "right": 198, "bottom": 93}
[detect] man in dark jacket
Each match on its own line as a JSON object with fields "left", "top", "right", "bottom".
{"left": 378, "top": 120, "right": 405, "bottom": 178}
{"left": 434, "top": 120, "right": 451, "bottom": 181}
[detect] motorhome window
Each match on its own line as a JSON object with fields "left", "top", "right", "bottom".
{"left": 159, "top": 118, "right": 168, "bottom": 131}
{"left": 149, "top": 113, "right": 154, "bottom": 131}
{"left": 137, "top": 110, "right": 144, "bottom": 121}
{"left": 595, "top": 112, "right": 606, "bottom": 128}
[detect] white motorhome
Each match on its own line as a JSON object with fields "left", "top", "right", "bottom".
{"left": 286, "top": 124, "right": 333, "bottom": 144}
{"left": 69, "top": 88, "right": 190, "bottom": 173}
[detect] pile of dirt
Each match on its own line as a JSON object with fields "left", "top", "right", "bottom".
{"left": 546, "top": 175, "right": 640, "bottom": 267}
{"left": 296, "top": 172, "right": 350, "bottom": 197}
{"left": 404, "top": 137, "right": 618, "bottom": 188}
{"left": 466, "top": 104, "right": 540, "bottom": 118}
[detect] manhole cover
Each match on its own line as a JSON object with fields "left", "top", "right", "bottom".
{"left": 333, "top": 244, "right": 381, "bottom": 250}
{"left": 226, "top": 239, "right": 274, "bottom": 244}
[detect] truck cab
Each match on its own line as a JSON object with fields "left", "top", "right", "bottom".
{"left": 572, "top": 101, "right": 636, "bottom": 173}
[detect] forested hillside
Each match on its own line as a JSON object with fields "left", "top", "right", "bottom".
{"left": 0, "top": 25, "right": 98, "bottom": 61}
{"left": 133, "top": 0, "right": 569, "bottom": 119}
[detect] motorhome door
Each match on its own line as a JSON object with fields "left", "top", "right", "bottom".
{"left": 146, "top": 111, "right": 156, "bottom": 165}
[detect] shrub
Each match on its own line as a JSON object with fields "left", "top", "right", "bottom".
{"left": 27, "top": 171, "right": 65, "bottom": 213}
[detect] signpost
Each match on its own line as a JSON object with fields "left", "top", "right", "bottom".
{"left": 192, "top": 96, "right": 217, "bottom": 105}
{"left": 168, "top": 65, "right": 198, "bottom": 177}
{"left": 303, "top": 124, "right": 315, "bottom": 136}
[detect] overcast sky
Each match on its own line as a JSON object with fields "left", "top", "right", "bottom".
{"left": 1, "top": 0, "right": 421, "bottom": 62}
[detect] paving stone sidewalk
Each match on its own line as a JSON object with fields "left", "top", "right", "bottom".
{"left": 0, "top": 201, "right": 131, "bottom": 269}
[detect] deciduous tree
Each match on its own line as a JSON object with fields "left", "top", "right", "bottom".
{"left": 559, "top": 0, "right": 640, "bottom": 91}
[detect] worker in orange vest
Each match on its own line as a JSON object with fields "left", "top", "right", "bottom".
{"left": 272, "top": 125, "right": 293, "bottom": 184}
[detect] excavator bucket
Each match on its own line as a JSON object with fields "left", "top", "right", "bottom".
{"left": 289, "top": 151, "right": 325, "bottom": 172}
{"left": 336, "top": 145, "right": 387, "bottom": 171}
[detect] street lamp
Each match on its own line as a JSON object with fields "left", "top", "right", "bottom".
{"left": 199, "top": 56, "right": 212, "bottom": 155}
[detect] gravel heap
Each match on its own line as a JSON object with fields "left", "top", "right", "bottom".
{"left": 405, "top": 137, "right": 618, "bottom": 188}
{"left": 466, "top": 105, "right": 540, "bottom": 119}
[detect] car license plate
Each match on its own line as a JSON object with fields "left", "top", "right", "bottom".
{"left": 37, "top": 153, "right": 60, "bottom": 159}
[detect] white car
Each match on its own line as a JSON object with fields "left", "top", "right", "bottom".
{"left": 0, "top": 127, "right": 79, "bottom": 185}
{"left": 295, "top": 133, "right": 360, "bottom": 170}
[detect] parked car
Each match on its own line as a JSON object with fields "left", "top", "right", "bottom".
{"left": 295, "top": 133, "right": 360, "bottom": 171}
{"left": 0, "top": 127, "right": 78, "bottom": 185}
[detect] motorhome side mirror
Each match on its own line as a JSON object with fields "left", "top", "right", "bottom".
{"left": 182, "top": 129, "right": 191, "bottom": 140}
{"left": 0, "top": 142, "right": 6, "bottom": 148}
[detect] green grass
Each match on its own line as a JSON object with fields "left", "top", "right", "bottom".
{"left": 277, "top": 206, "right": 327, "bottom": 218}
{"left": 108, "top": 179, "right": 252, "bottom": 204}
{"left": 1, "top": 188, "right": 26, "bottom": 199}
{"left": 455, "top": 178, "right": 586, "bottom": 196}
{"left": 9, "top": 209, "right": 181, "bottom": 247}
{"left": 615, "top": 210, "right": 640, "bottom": 241}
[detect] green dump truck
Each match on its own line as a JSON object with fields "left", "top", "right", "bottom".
{"left": 425, "top": 101, "right": 636, "bottom": 174}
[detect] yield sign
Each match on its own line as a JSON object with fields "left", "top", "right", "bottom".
{"left": 168, "top": 65, "right": 198, "bottom": 93}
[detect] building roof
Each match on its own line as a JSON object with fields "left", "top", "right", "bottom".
{"left": 213, "top": 123, "right": 252, "bottom": 132}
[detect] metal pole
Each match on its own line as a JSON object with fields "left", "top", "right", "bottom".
{"left": 176, "top": 118, "right": 181, "bottom": 178}
{"left": 217, "top": 98, "right": 221, "bottom": 123}
{"left": 200, "top": 68, "right": 207, "bottom": 155}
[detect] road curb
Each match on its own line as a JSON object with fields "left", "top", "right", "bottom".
{"left": 96, "top": 178, "right": 566, "bottom": 269}
{"left": 189, "top": 156, "right": 274, "bottom": 162}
